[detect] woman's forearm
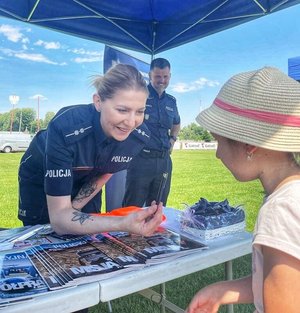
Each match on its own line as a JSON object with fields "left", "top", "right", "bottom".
{"left": 71, "top": 173, "right": 112, "bottom": 210}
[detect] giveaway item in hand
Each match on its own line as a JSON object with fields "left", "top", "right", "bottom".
{"left": 181, "top": 198, "right": 245, "bottom": 240}
{"left": 92, "top": 206, "right": 166, "bottom": 222}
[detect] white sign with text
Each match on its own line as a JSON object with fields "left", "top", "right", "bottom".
{"left": 181, "top": 141, "right": 217, "bottom": 150}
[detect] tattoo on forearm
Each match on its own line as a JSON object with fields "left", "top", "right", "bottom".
{"left": 71, "top": 211, "right": 93, "bottom": 224}
{"left": 73, "top": 180, "right": 97, "bottom": 203}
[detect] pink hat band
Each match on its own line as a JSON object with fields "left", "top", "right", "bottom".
{"left": 214, "top": 98, "right": 300, "bottom": 127}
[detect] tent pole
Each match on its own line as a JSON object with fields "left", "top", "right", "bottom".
{"left": 151, "top": 20, "right": 158, "bottom": 61}
{"left": 27, "top": 0, "right": 41, "bottom": 21}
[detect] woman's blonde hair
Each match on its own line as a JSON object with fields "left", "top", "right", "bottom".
{"left": 92, "top": 63, "right": 148, "bottom": 101}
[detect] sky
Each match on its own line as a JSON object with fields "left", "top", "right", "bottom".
{"left": 0, "top": 5, "right": 300, "bottom": 127}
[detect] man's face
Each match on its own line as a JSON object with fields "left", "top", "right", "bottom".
{"left": 149, "top": 67, "right": 171, "bottom": 96}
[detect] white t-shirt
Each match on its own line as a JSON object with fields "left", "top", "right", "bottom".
{"left": 252, "top": 180, "right": 300, "bottom": 313}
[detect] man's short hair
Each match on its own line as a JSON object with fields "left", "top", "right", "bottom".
{"left": 150, "top": 58, "right": 170, "bottom": 70}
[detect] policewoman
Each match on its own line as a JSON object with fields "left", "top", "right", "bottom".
{"left": 123, "top": 58, "right": 181, "bottom": 207}
{"left": 18, "top": 64, "right": 163, "bottom": 236}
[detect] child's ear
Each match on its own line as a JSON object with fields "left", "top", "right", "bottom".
{"left": 246, "top": 144, "right": 258, "bottom": 155}
{"left": 93, "top": 94, "right": 101, "bottom": 112}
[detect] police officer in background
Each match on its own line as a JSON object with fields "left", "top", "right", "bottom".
{"left": 18, "top": 64, "right": 163, "bottom": 237}
{"left": 123, "top": 58, "right": 181, "bottom": 207}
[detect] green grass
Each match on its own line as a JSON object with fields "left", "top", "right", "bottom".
{"left": 0, "top": 150, "right": 263, "bottom": 312}
{"left": 0, "top": 153, "right": 23, "bottom": 228}
{"left": 168, "top": 150, "right": 263, "bottom": 231}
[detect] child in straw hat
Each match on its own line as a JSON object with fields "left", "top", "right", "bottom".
{"left": 186, "top": 67, "right": 300, "bottom": 313}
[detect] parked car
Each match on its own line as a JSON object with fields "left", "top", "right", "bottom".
{"left": 0, "top": 132, "right": 32, "bottom": 153}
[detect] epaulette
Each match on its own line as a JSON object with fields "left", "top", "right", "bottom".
{"left": 166, "top": 93, "right": 177, "bottom": 101}
{"left": 131, "top": 123, "right": 151, "bottom": 144}
{"left": 61, "top": 121, "right": 94, "bottom": 145}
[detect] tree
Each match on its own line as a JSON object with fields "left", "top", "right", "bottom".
{"left": 0, "top": 108, "right": 36, "bottom": 133}
{"left": 202, "top": 130, "right": 214, "bottom": 142}
{"left": 43, "top": 111, "right": 56, "bottom": 129}
{"left": 15, "top": 108, "right": 36, "bottom": 132}
{"left": 0, "top": 112, "right": 11, "bottom": 131}
{"left": 179, "top": 123, "right": 214, "bottom": 142}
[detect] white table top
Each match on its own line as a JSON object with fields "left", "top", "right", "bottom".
{"left": 2, "top": 208, "right": 252, "bottom": 312}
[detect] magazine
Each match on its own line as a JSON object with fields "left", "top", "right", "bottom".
{"left": 101, "top": 228, "right": 207, "bottom": 264}
{"left": 90, "top": 238, "right": 146, "bottom": 267}
{"left": 0, "top": 251, "right": 48, "bottom": 306}
{"left": 27, "top": 237, "right": 138, "bottom": 290}
{"left": 0, "top": 225, "right": 207, "bottom": 305}
{"left": 0, "top": 224, "right": 86, "bottom": 252}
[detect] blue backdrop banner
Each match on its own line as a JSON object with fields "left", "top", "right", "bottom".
{"left": 104, "top": 46, "right": 150, "bottom": 211}
{"left": 103, "top": 46, "right": 149, "bottom": 83}
{"left": 288, "top": 56, "right": 300, "bottom": 81}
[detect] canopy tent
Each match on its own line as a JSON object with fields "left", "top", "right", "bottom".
{"left": 288, "top": 56, "right": 300, "bottom": 81}
{"left": 0, "top": 0, "right": 299, "bottom": 56}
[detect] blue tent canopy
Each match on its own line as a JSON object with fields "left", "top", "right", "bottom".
{"left": 288, "top": 56, "right": 300, "bottom": 81}
{"left": 0, "top": 0, "right": 299, "bottom": 55}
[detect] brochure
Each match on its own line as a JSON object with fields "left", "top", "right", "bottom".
{"left": 101, "top": 228, "right": 207, "bottom": 264}
{"left": 27, "top": 238, "right": 128, "bottom": 290}
{"left": 0, "top": 251, "right": 48, "bottom": 306}
{"left": 0, "top": 224, "right": 85, "bottom": 252}
{"left": 0, "top": 225, "right": 207, "bottom": 306}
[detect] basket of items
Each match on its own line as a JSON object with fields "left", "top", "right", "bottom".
{"left": 181, "top": 198, "right": 245, "bottom": 240}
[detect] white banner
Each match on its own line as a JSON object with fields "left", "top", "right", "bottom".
{"left": 181, "top": 141, "right": 217, "bottom": 150}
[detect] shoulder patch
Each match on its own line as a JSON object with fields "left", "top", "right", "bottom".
{"left": 62, "top": 122, "right": 93, "bottom": 145}
{"left": 131, "top": 123, "right": 151, "bottom": 144}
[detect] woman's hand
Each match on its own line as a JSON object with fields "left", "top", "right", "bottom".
{"left": 122, "top": 201, "right": 163, "bottom": 236}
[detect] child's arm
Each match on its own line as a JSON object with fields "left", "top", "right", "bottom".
{"left": 186, "top": 275, "right": 253, "bottom": 313}
{"left": 263, "top": 246, "right": 300, "bottom": 313}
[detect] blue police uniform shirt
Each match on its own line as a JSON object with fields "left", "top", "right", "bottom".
{"left": 28, "top": 103, "right": 150, "bottom": 198}
{"left": 143, "top": 84, "right": 180, "bottom": 151}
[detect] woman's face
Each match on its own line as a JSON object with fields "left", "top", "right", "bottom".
{"left": 95, "top": 89, "right": 147, "bottom": 141}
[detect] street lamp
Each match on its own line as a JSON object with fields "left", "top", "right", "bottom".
{"left": 30, "top": 94, "right": 46, "bottom": 132}
{"left": 9, "top": 95, "right": 20, "bottom": 133}
{"left": 19, "top": 108, "right": 23, "bottom": 132}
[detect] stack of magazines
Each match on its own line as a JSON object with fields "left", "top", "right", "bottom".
{"left": 0, "top": 225, "right": 207, "bottom": 307}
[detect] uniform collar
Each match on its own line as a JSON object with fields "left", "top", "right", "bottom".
{"left": 148, "top": 83, "right": 166, "bottom": 99}
{"left": 91, "top": 105, "right": 109, "bottom": 145}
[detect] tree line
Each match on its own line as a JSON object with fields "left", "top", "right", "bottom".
{"left": 179, "top": 123, "right": 214, "bottom": 142}
{"left": 0, "top": 108, "right": 55, "bottom": 133}
{"left": 0, "top": 108, "right": 213, "bottom": 142}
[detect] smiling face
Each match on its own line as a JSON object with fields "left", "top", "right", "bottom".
{"left": 94, "top": 89, "right": 147, "bottom": 141}
{"left": 149, "top": 66, "right": 171, "bottom": 96}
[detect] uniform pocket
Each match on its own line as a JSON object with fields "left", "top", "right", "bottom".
{"left": 161, "top": 109, "right": 175, "bottom": 129}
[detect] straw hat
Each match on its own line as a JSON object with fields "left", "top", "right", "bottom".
{"left": 196, "top": 66, "right": 300, "bottom": 152}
